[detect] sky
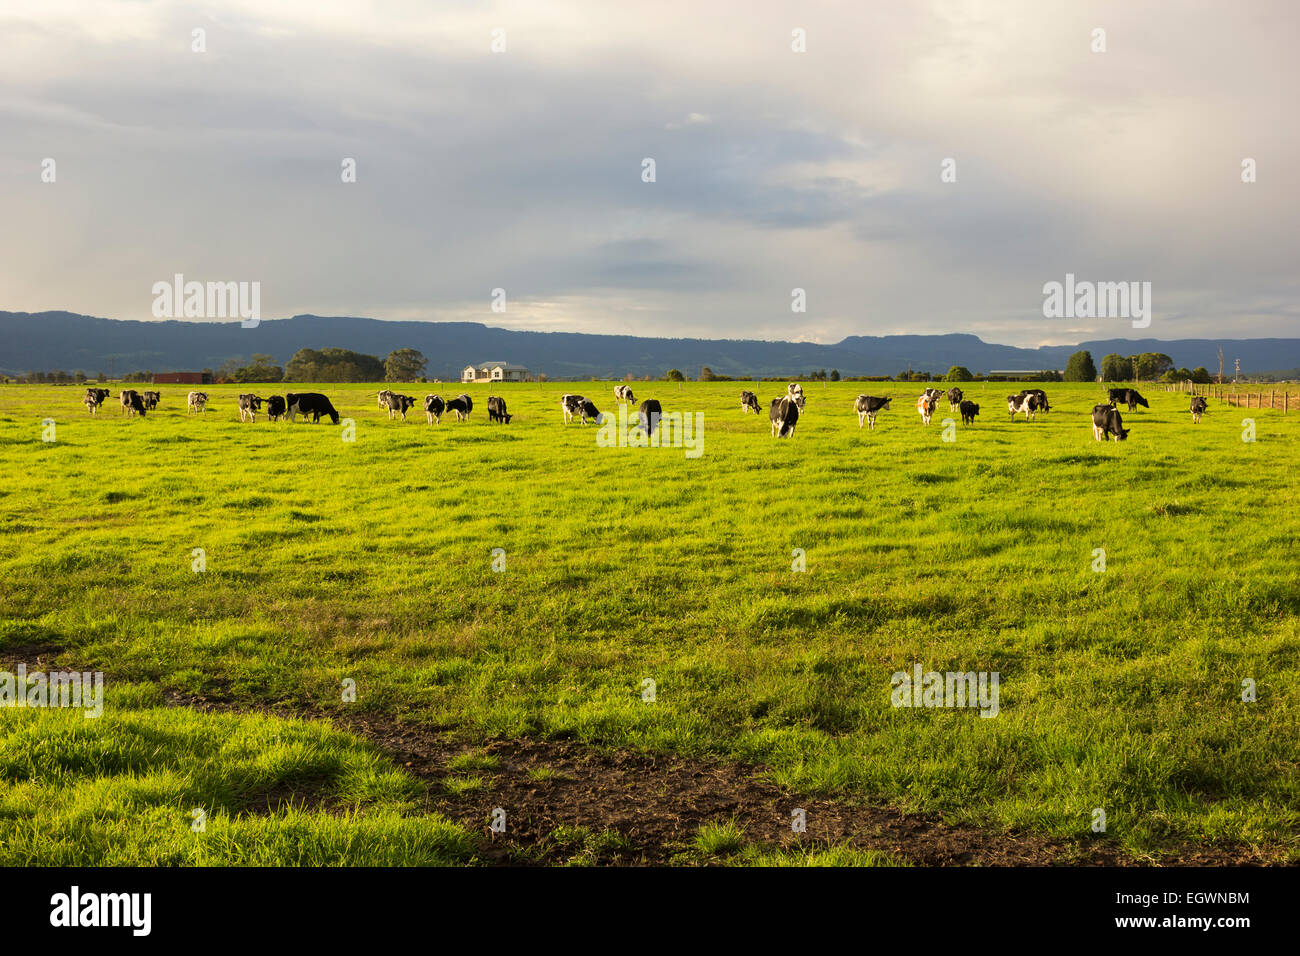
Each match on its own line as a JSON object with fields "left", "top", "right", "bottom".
{"left": 2, "top": 0, "right": 1296, "bottom": 347}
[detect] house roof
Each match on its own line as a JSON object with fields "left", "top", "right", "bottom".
{"left": 478, "top": 361, "right": 529, "bottom": 370}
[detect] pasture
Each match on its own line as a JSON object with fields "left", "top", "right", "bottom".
{"left": 1, "top": 380, "right": 1297, "bottom": 865}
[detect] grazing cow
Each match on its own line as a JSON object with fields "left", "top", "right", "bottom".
{"left": 561, "top": 394, "right": 603, "bottom": 425}
{"left": 770, "top": 396, "right": 799, "bottom": 437}
{"left": 1107, "top": 388, "right": 1148, "bottom": 411}
{"left": 487, "top": 396, "right": 512, "bottom": 423}
{"left": 739, "top": 390, "right": 761, "bottom": 414}
{"left": 959, "top": 400, "right": 980, "bottom": 425}
{"left": 285, "top": 393, "right": 340, "bottom": 424}
{"left": 1023, "top": 388, "right": 1049, "bottom": 413}
{"left": 854, "top": 395, "right": 891, "bottom": 430}
{"left": 120, "top": 389, "right": 146, "bottom": 417}
{"left": 187, "top": 391, "right": 208, "bottom": 414}
{"left": 382, "top": 393, "right": 417, "bottom": 421}
{"left": 1189, "top": 396, "right": 1208, "bottom": 424}
{"left": 424, "top": 394, "right": 445, "bottom": 425}
{"left": 83, "top": 387, "right": 110, "bottom": 414}
{"left": 457, "top": 394, "right": 473, "bottom": 417}
{"left": 238, "top": 393, "right": 264, "bottom": 423}
{"left": 445, "top": 395, "right": 472, "bottom": 422}
{"left": 637, "top": 399, "right": 662, "bottom": 434}
{"left": 1092, "top": 403, "right": 1129, "bottom": 441}
{"left": 946, "top": 387, "right": 963, "bottom": 411}
{"left": 614, "top": 384, "right": 636, "bottom": 405}
{"left": 265, "top": 395, "right": 287, "bottom": 421}
{"left": 787, "top": 383, "right": 806, "bottom": 411}
{"left": 141, "top": 390, "right": 161, "bottom": 411}
{"left": 916, "top": 394, "right": 937, "bottom": 425}
{"left": 1007, "top": 392, "right": 1041, "bottom": 421}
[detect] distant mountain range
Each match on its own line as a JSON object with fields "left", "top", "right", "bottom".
{"left": 2, "top": 311, "right": 1297, "bottom": 380}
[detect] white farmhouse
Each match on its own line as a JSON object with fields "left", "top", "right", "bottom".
{"left": 461, "top": 361, "right": 531, "bottom": 384}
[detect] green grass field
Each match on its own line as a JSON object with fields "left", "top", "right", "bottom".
{"left": 2, "top": 380, "right": 1297, "bottom": 865}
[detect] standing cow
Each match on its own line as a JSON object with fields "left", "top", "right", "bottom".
{"left": 854, "top": 395, "right": 890, "bottom": 430}
{"left": 1092, "top": 403, "right": 1129, "bottom": 441}
{"left": 188, "top": 391, "right": 209, "bottom": 414}
{"left": 84, "top": 387, "right": 111, "bottom": 414}
{"left": 770, "top": 396, "right": 799, "bottom": 437}
{"left": 141, "top": 390, "right": 161, "bottom": 411}
{"left": 637, "top": 399, "right": 662, "bottom": 434}
{"left": 917, "top": 394, "right": 937, "bottom": 425}
{"left": 487, "top": 396, "right": 512, "bottom": 423}
{"left": 238, "top": 394, "right": 264, "bottom": 423}
{"left": 946, "top": 387, "right": 963, "bottom": 412}
{"left": 424, "top": 394, "right": 445, "bottom": 425}
{"left": 959, "top": 400, "right": 980, "bottom": 425}
{"left": 614, "top": 384, "right": 636, "bottom": 405}
{"left": 1189, "top": 396, "right": 1208, "bottom": 424}
{"left": 739, "top": 390, "right": 761, "bottom": 414}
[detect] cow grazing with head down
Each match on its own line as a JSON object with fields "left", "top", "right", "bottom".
{"left": 917, "top": 393, "right": 937, "bottom": 424}
{"left": 854, "top": 395, "right": 890, "bottom": 430}
{"left": 1092, "top": 403, "right": 1129, "bottom": 441}
{"left": 614, "top": 384, "right": 636, "bottom": 405}
{"left": 637, "top": 399, "right": 662, "bottom": 434}
{"left": 238, "top": 393, "right": 264, "bottom": 423}
{"left": 1189, "top": 396, "right": 1208, "bottom": 424}
{"left": 740, "top": 390, "right": 761, "bottom": 414}
{"left": 187, "top": 391, "right": 208, "bottom": 414}
{"left": 946, "top": 387, "right": 963, "bottom": 411}
{"left": 1007, "top": 392, "right": 1041, "bottom": 421}
{"left": 141, "top": 390, "right": 160, "bottom": 411}
{"left": 119, "top": 389, "right": 146, "bottom": 417}
{"left": 382, "top": 393, "right": 417, "bottom": 421}
{"left": 265, "top": 395, "right": 287, "bottom": 421}
{"left": 1108, "top": 388, "right": 1148, "bottom": 411}
{"left": 959, "top": 400, "right": 980, "bottom": 425}
{"left": 561, "top": 394, "right": 603, "bottom": 425}
{"left": 424, "top": 394, "right": 445, "bottom": 424}
{"left": 84, "top": 387, "right": 110, "bottom": 415}
{"left": 444, "top": 395, "right": 472, "bottom": 422}
{"left": 487, "top": 396, "right": 511, "bottom": 423}
{"left": 285, "top": 393, "right": 340, "bottom": 424}
{"left": 770, "top": 396, "right": 799, "bottom": 437}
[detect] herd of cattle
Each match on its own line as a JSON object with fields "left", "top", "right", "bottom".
{"left": 80, "top": 383, "right": 1211, "bottom": 441}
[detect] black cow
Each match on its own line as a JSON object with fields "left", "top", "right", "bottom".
{"left": 285, "top": 393, "right": 340, "bottom": 424}
{"left": 740, "top": 390, "right": 760, "bottom": 414}
{"left": 457, "top": 394, "right": 474, "bottom": 417}
{"left": 1189, "top": 396, "right": 1208, "bottom": 424}
{"left": 854, "top": 395, "right": 890, "bottom": 430}
{"left": 770, "top": 396, "right": 799, "bottom": 437}
{"left": 382, "top": 393, "right": 417, "bottom": 421}
{"left": 141, "top": 390, "right": 161, "bottom": 411}
{"left": 637, "top": 399, "right": 662, "bottom": 433}
{"left": 959, "top": 400, "right": 980, "bottom": 424}
{"left": 265, "top": 396, "right": 287, "bottom": 421}
{"left": 946, "top": 387, "right": 963, "bottom": 411}
{"left": 424, "top": 394, "right": 445, "bottom": 425}
{"left": 1092, "top": 403, "right": 1129, "bottom": 441}
{"left": 84, "top": 387, "right": 110, "bottom": 414}
{"left": 487, "top": 396, "right": 511, "bottom": 423}
{"left": 238, "top": 394, "right": 264, "bottom": 423}
{"left": 120, "top": 390, "right": 146, "bottom": 417}
{"left": 561, "top": 394, "right": 602, "bottom": 425}
{"left": 445, "top": 395, "right": 472, "bottom": 422}
{"left": 1108, "top": 388, "right": 1148, "bottom": 411}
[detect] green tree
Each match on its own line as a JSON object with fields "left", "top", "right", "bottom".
{"left": 234, "top": 353, "right": 284, "bottom": 383}
{"left": 1063, "top": 350, "right": 1097, "bottom": 382}
{"left": 830, "top": 369, "right": 840, "bottom": 381}
{"left": 385, "top": 348, "right": 427, "bottom": 382}
{"left": 1192, "top": 366, "right": 1212, "bottom": 384}
{"left": 666, "top": 369, "right": 685, "bottom": 382}
{"left": 1130, "top": 352, "right": 1174, "bottom": 380}
{"left": 1100, "top": 353, "right": 1132, "bottom": 381}
{"left": 700, "top": 366, "right": 716, "bottom": 381}
{"left": 285, "top": 348, "right": 384, "bottom": 383}
{"left": 944, "top": 365, "right": 974, "bottom": 382}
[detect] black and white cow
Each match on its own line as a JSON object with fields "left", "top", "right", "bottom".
{"left": 187, "top": 391, "right": 208, "bottom": 414}
{"left": 1107, "top": 388, "right": 1148, "bottom": 411}
{"left": 922, "top": 387, "right": 944, "bottom": 404}
{"left": 424, "top": 394, "right": 445, "bottom": 425}
{"left": 487, "top": 396, "right": 511, "bottom": 423}
{"left": 285, "top": 393, "right": 340, "bottom": 424}
{"left": 457, "top": 394, "right": 473, "bottom": 417}
{"left": 382, "top": 393, "right": 417, "bottom": 421}
{"left": 1092, "top": 403, "right": 1129, "bottom": 441}
{"left": 238, "top": 393, "right": 264, "bottom": 423}
{"left": 1023, "top": 388, "right": 1049, "bottom": 413}
{"left": 84, "top": 387, "right": 110, "bottom": 414}
{"left": 959, "top": 400, "right": 980, "bottom": 424}
{"left": 637, "top": 399, "right": 662, "bottom": 434}
{"left": 787, "top": 383, "right": 806, "bottom": 411}
{"left": 119, "top": 389, "right": 146, "bottom": 417}
{"left": 770, "top": 396, "right": 799, "bottom": 437}
{"left": 1189, "top": 396, "right": 1208, "bottom": 424}
{"left": 916, "top": 393, "right": 937, "bottom": 424}
{"left": 1007, "top": 392, "right": 1041, "bottom": 421}
{"left": 377, "top": 389, "right": 396, "bottom": 410}
{"left": 141, "top": 390, "right": 160, "bottom": 411}
{"left": 854, "top": 395, "right": 890, "bottom": 430}
{"left": 445, "top": 395, "right": 472, "bottom": 422}
{"left": 561, "top": 394, "right": 603, "bottom": 425}
{"left": 265, "top": 395, "right": 287, "bottom": 421}
{"left": 739, "top": 390, "right": 761, "bottom": 414}
{"left": 614, "top": 384, "right": 636, "bottom": 405}
{"left": 946, "top": 387, "right": 963, "bottom": 411}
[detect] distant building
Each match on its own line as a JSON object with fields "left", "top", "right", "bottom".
{"left": 461, "top": 361, "right": 530, "bottom": 383}
{"left": 153, "top": 371, "right": 212, "bottom": 385}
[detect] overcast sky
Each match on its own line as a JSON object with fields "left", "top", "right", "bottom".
{"left": 2, "top": 0, "right": 1296, "bottom": 346}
